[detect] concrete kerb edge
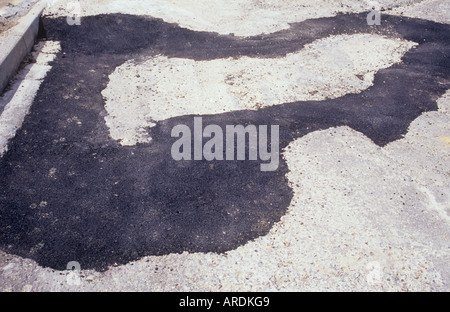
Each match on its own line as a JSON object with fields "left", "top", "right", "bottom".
{"left": 0, "top": 1, "right": 46, "bottom": 94}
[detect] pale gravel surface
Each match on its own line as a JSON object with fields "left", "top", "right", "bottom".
{"left": 0, "top": 0, "right": 449, "bottom": 292}
{"left": 103, "top": 34, "right": 416, "bottom": 145}
{"left": 387, "top": 0, "right": 450, "bottom": 24}
{"left": 43, "top": 0, "right": 427, "bottom": 36}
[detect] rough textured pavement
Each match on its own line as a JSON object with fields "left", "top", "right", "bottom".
{"left": 0, "top": 0, "right": 39, "bottom": 34}
{"left": 0, "top": 0, "right": 449, "bottom": 291}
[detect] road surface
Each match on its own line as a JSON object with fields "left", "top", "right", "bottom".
{"left": 0, "top": 0, "right": 449, "bottom": 291}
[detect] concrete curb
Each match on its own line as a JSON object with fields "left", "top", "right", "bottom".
{"left": 0, "top": 1, "right": 46, "bottom": 94}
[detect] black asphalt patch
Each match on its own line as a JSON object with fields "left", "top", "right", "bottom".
{"left": 0, "top": 13, "right": 449, "bottom": 271}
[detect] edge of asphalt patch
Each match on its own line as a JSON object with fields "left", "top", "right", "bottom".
{"left": 0, "top": 1, "right": 46, "bottom": 94}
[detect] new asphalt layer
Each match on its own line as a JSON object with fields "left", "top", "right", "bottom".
{"left": 0, "top": 12, "right": 449, "bottom": 272}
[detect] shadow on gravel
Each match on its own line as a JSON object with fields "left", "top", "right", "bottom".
{"left": 0, "top": 13, "right": 449, "bottom": 271}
